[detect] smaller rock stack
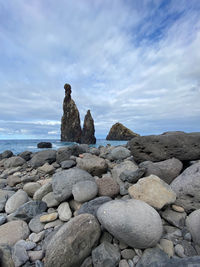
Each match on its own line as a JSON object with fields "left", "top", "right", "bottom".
{"left": 81, "top": 110, "right": 96, "bottom": 144}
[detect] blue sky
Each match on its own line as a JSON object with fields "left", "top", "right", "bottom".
{"left": 0, "top": 0, "right": 200, "bottom": 139}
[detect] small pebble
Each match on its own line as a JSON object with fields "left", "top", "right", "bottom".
{"left": 172, "top": 205, "right": 185, "bottom": 213}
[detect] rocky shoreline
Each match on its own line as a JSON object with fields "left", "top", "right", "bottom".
{"left": 0, "top": 132, "right": 200, "bottom": 266}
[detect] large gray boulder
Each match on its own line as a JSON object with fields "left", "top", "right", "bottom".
{"left": 110, "top": 146, "right": 131, "bottom": 161}
{"left": 139, "top": 158, "right": 183, "bottom": 184}
{"left": 171, "top": 162, "right": 200, "bottom": 212}
{"left": 129, "top": 132, "right": 200, "bottom": 163}
{"left": 97, "top": 199, "right": 163, "bottom": 249}
{"left": 45, "top": 214, "right": 101, "bottom": 267}
{"left": 30, "top": 150, "right": 56, "bottom": 168}
{"left": 106, "top": 122, "right": 139, "bottom": 141}
{"left": 52, "top": 167, "right": 94, "bottom": 202}
{"left": 4, "top": 156, "right": 26, "bottom": 168}
{"left": 56, "top": 144, "right": 89, "bottom": 163}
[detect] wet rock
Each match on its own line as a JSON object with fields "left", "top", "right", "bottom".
{"left": 30, "top": 150, "right": 56, "bottom": 168}
{"left": 106, "top": 122, "right": 139, "bottom": 141}
{"left": 81, "top": 110, "right": 96, "bottom": 144}
{"left": 37, "top": 142, "right": 52, "bottom": 148}
{"left": 0, "top": 150, "right": 13, "bottom": 159}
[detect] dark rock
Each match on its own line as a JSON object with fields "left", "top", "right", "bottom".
{"left": 0, "top": 244, "right": 14, "bottom": 267}
{"left": 92, "top": 242, "right": 121, "bottom": 267}
{"left": 161, "top": 208, "right": 186, "bottom": 229}
{"left": 120, "top": 168, "right": 145, "bottom": 183}
{"left": 37, "top": 142, "right": 52, "bottom": 148}
{"left": 106, "top": 122, "right": 139, "bottom": 141}
{"left": 0, "top": 150, "right": 13, "bottom": 160}
{"left": 129, "top": 132, "right": 200, "bottom": 163}
{"left": 81, "top": 110, "right": 96, "bottom": 144}
{"left": 45, "top": 214, "right": 101, "bottom": 267}
{"left": 61, "top": 83, "right": 82, "bottom": 142}
{"left": 56, "top": 144, "right": 88, "bottom": 163}
{"left": 18, "top": 151, "right": 32, "bottom": 161}
{"left": 80, "top": 256, "right": 93, "bottom": 267}
{"left": 61, "top": 159, "right": 76, "bottom": 169}
{"left": 12, "top": 201, "right": 47, "bottom": 222}
{"left": 30, "top": 150, "right": 56, "bottom": 168}
{"left": 77, "top": 196, "right": 112, "bottom": 217}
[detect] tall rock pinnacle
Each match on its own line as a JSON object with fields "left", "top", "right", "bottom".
{"left": 61, "top": 84, "right": 82, "bottom": 142}
{"left": 81, "top": 110, "right": 96, "bottom": 144}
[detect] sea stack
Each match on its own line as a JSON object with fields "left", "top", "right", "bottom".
{"left": 61, "top": 84, "right": 82, "bottom": 142}
{"left": 81, "top": 110, "right": 96, "bottom": 144}
{"left": 106, "top": 122, "right": 139, "bottom": 141}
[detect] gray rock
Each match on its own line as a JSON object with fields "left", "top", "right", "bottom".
{"left": 28, "top": 214, "right": 46, "bottom": 233}
{"left": 45, "top": 214, "right": 101, "bottom": 267}
{"left": 28, "top": 250, "right": 44, "bottom": 262}
{"left": 110, "top": 147, "right": 131, "bottom": 160}
{"left": 33, "top": 183, "right": 52, "bottom": 201}
{"left": 139, "top": 158, "right": 183, "bottom": 184}
{"left": 0, "top": 220, "right": 30, "bottom": 246}
{"left": 97, "top": 199, "right": 163, "bottom": 249}
{"left": 29, "top": 231, "right": 45, "bottom": 243}
{"left": 120, "top": 168, "right": 145, "bottom": 183}
{"left": 179, "top": 240, "right": 197, "bottom": 257}
{"left": 37, "top": 163, "right": 55, "bottom": 175}
{"left": 119, "top": 260, "right": 129, "bottom": 267}
{"left": 80, "top": 256, "right": 93, "bottom": 267}
{"left": 35, "top": 260, "right": 44, "bottom": 267}
{"left": 4, "top": 156, "right": 26, "bottom": 168}
{"left": 81, "top": 109, "right": 96, "bottom": 144}
{"left": 121, "top": 249, "right": 135, "bottom": 259}
{"left": 77, "top": 196, "right": 112, "bottom": 217}
{"left": 23, "top": 182, "right": 41, "bottom": 197}
{"left": 0, "top": 244, "right": 14, "bottom": 267}
{"left": 92, "top": 242, "right": 121, "bottom": 267}
{"left": 168, "top": 256, "right": 200, "bottom": 267}
{"left": 174, "top": 244, "right": 185, "bottom": 257}
{"left": 42, "top": 192, "right": 60, "bottom": 207}
{"left": 18, "top": 151, "right": 32, "bottom": 161}
{"left": 12, "top": 201, "right": 47, "bottom": 222}
{"left": 129, "top": 132, "right": 200, "bottom": 163}
{"left": 186, "top": 209, "right": 200, "bottom": 246}
{"left": 52, "top": 167, "right": 94, "bottom": 202}
{"left": 0, "top": 214, "right": 6, "bottom": 225}
{"left": 72, "top": 180, "right": 98, "bottom": 202}
{"left": 161, "top": 208, "right": 186, "bottom": 228}
{"left": 61, "top": 160, "right": 76, "bottom": 169}
{"left": 57, "top": 202, "right": 72, "bottom": 221}
{"left": 30, "top": 150, "right": 56, "bottom": 168}
{"left": 5, "top": 189, "right": 29, "bottom": 214}
{"left": 171, "top": 162, "right": 200, "bottom": 212}
{"left": 0, "top": 190, "right": 14, "bottom": 212}
{"left": 12, "top": 240, "right": 29, "bottom": 267}
{"left": 56, "top": 144, "right": 88, "bottom": 163}
{"left": 96, "top": 177, "right": 120, "bottom": 197}
{"left": 7, "top": 175, "right": 21, "bottom": 187}
{"left": 0, "top": 150, "right": 13, "bottom": 159}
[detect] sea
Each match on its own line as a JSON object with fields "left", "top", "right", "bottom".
{"left": 0, "top": 139, "right": 127, "bottom": 154}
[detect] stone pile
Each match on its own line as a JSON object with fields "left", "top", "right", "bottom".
{"left": 0, "top": 136, "right": 200, "bottom": 266}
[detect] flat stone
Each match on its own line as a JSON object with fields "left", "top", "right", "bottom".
{"left": 42, "top": 192, "right": 60, "bottom": 207}
{"left": 128, "top": 175, "right": 176, "bottom": 209}
{"left": 161, "top": 208, "right": 186, "bottom": 228}
{"left": 72, "top": 180, "right": 98, "bottom": 202}
{"left": 33, "top": 182, "right": 52, "bottom": 201}
{"left": 119, "top": 168, "right": 145, "bottom": 183}
{"left": 44, "top": 219, "right": 63, "bottom": 229}
{"left": 57, "top": 202, "right": 72, "bottom": 221}
{"left": 12, "top": 240, "right": 29, "bottom": 267}
{"left": 29, "top": 231, "right": 45, "bottom": 243}
{"left": 0, "top": 220, "right": 30, "bottom": 246}
{"left": 97, "top": 199, "right": 163, "bottom": 249}
{"left": 119, "top": 259, "right": 129, "bottom": 267}
{"left": 40, "top": 212, "right": 58, "bottom": 223}
{"left": 96, "top": 177, "right": 120, "bottom": 197}
{"left": 5, "top": 189, "right": 29, "bottom": 214}
{"left": 23, "top": 182, "right": 41, "bottom": 197}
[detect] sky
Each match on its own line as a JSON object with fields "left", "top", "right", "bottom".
{"left": 0, "top": 0, "right": 200, "bottom": 139}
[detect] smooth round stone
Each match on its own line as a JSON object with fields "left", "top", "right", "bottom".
{"left": 42, "top": 192, "right": 60, "bottom": 208}
{"left": 23, "top": 182, "right": 41, "bottom": 197}
{"left": 33, "top": 182, "right": 52, "bottom": 201}
{"left": 172, "top": 205, "right": 185, "bottom": 213}
{"left": 28, "top": 213, "right": 46, "bottom": 233}
{"left": 97, "top": 199, "right": 163, "bottom": 249}
{"left": 110, "top": 147, "right": 131, "bottom": 160}
{"left": 96, "top": 177, "right": 119, "bottom": 197}
{"left": 72, "top": 180, "right": 98, "bottom": 202}
{"left": 57, "top": 202, "right": 72, "bottom": 222}
{"left": 5, "top": 189, "right": 28, "bottom": 214}
{"left": 40, "top": 213, "right": 58, "bottom": 223}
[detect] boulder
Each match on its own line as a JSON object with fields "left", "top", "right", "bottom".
{"left": 96, "top": 177, "right": 120, "bottom": 197}
{"left": 106, "top": 122, "right": 139, "bottom": 140}
{"left": 61, "top": 160, "right": 76, "bottom": 169}
{"left": 18, "top": 151, "right": 32, "bottom": 161}
{"left": 37, "top": 163, "right": 55, "bottom": 175}
{"left": 171, "top": 162, "right": 200, "bottom": 212}
{"left": 61, "top": 83, "right": 82, "bottom": 142}
{"left": 72, "top": 181, "right": 98, "bottom": 202}
{"left": 52, "top": 168, "right": 94, "bottom": 202}
{"left": 0, "top": 220, "right": 30, "bottom": 246}
{"left": 37, "top": 142, "right": 52, "bottom": 148}
{"left": 186, "top": 209, "right": 200, "bottom": 246}
{"left": 56, "top": 144, "right": 88, "bottom": 163}
{"left": 0, "top": 150, "right": 13, "bottom": 160}
{"left": 76, "top": 153, "right": 107, "bottom": 176}
{"left": 5, "top": 189, "right": 29, "bottom": 214}
{"left": 110, "top": 146, "right": 131, "bottom": 160}
{"left": 97, "top": 199, "right": 163, "bottom": 249}
{"left": 129, "top": 132, "right": 200, "bottom": 163}
{"left": 4, "top": 156, "right": 26, "bottom": 168}
{"left": 139, "top": 158, "right": 183, "bottom": 184}
{"left": 30, "top": 150, "right": 56, "bottom": 168}
{"left": 23, "top": 182, "right": 41, "bottom": 197}
{"left": 81, "top": 110, "right": 96, "bottom": 144}
{"left": 128, "top": 175, "right": 176, "bottom": 209}
{"left": 45, "top": 214, "right": 101, "bottom": 267}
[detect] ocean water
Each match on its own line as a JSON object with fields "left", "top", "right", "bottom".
{"left": 0, "top": 139, "right": 127, "bottom": 154}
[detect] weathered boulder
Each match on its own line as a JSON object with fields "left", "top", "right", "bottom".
{"left": 106, "top": 122, "right": 139, "bottom": 140}
{"left": 37, "top": 142, "right": 52, "bottom": 148}
{"left": 139, "top": 158, "right": 183, "bottom": 184}
{"left": 61, "top": 83, "right": 82, "bottom": 142}
{"left": 30, "top": 150, "right": 56, "bottom": 168}
{"left": 171, "top": 162, "right": 200, "bottom": 212}
{"left": 128, "top": 175, "right": 176, "bottom": 209}
{"left": 96, "top": 177, "right": 120, "bottom": 197}
{"left": 76, "top": 153, "right": 108, "bottom": 176}
{"left": 129, "top": 132, "right": 200, "bottom": 163}
{"left": 52, "top": 168, "right": 94, "bottom": 202}
{"left": 4, "top": 156, "right": 26, "bottom": 168}
{"left": 81, "top": 110, "right": 96, "bottom": 144}
{"left": 18, "top": 151, "right": 32, "bottom": 161}
{"left": 5, "top": 189, "right": 29, "bottom": 214}
{"left": 72, "top": 181, "right": 98, "bottom": 202}
{"left": 56, "top": 144, "right": 88, "bottom": 163}
{"left": 110, "top": 146, "right": 131, "bottom": 160}
{"left": 97, "top": 199, "right": 163, "bottom": 249}
{"left": 45, "top": 214, "right": 101, "bottom": 267}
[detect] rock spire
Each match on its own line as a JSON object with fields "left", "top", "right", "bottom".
{"left": 81, "top": 110, "right": 96, "bottom": 144}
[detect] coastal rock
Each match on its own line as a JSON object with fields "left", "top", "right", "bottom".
{"left": 186, "top": 209, "right": 200, "bottom": 246}
{"left": 37, "top": 142, "right": 52, "bottom": 148}
{"left": 128, "top": 175, "right": 176, "bottom": 209}
{"left": 61, "top": 159, "right": 76, "bottom": 169}
{"left": 81, "top": 110, "right": 96, "bottom": 144}
{"left": 92, "top": 242, "right": 120, "bottom": 267}
{"left": 106, "top": 122, "right": 139, "bottom": 140}
{"left": 42, "top": 192, "right": 60, "bottom": 207}
{"left": 139, "top": 158, "right": 183, "bottom": 184}
{"left": 28, "top": 214, "right": 46, "bottom": 233}
{"left": 97, "top": 199, "right": 163, "bottom": 249}
{"left": 30, "top": 150, "right": 56, "bottom": 168}
{"left": 57, "top": 202, "right": 72, "bottom": 221}
{"left": 52, "top": 168, "right": 94, "bottom": 202}
{"left": 7, "top": 175, "right": 21, "bottom": 187}
{"left": 12, "top": 240, "right": 29, "bottom": 267}
{"left": 161, "top": 208, "right": 186, "bottom": 228}
{"left": 18, "top": 151, "right": 32, "bottom": 161}
{"left": 0, "top": 150, "right": 13, "bottom": 160}
{"left": 56, "top": 144, "right": 88, "bottom": 163}
{"left": 110, "top": 146, "right": 131, "bottom": 160}
{"left": 23, "top": 182, "right": 41, "bottom": 197}
{"left": 76, "top": 153, "right": 108, "bottom": 176}
{"left": 96, "top": 177, "right": 120, "bottom": 197}
{"left": 129, "top": 132, "right": 200, "bottom": 163}
{"left": 61, "top": 83, "right": 82, "bottom": 142}
{"left": 40, "top": 212, "right": 58, "bottom": 223}
{"left": 5, "top": 189, "right": 29, "bottom": 214}
{"left": 33, "top": 182, "right": 52, "bottom": 201}
{"left": 0, "top": 190, "right": 14, "bottom": 212}
{"left": 72, "top": 180, "right": 98, "bottom": 202}
{"left": 45, "top": 214, "right": 101, "bottom": 267}
{"left": 171, "top": 162, "right": 200, "bottom": 212}
{"left": 119, "top": 168, "right": 145, "bottom": 183}
{"left": 0, "top": 244, "right": 15, "bottom": 267}
{"left": 37, "top": 163, "right": 55, "bottom": 175}
{"left": 4, "top": 156, "right": 26, "bottom": 168}
{"left": 0, "top": 220, "right": 30, "bottom": 246}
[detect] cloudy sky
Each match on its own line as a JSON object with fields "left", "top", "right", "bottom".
{"left": 0, "top": 0, "right": 200, "bottom": 139}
